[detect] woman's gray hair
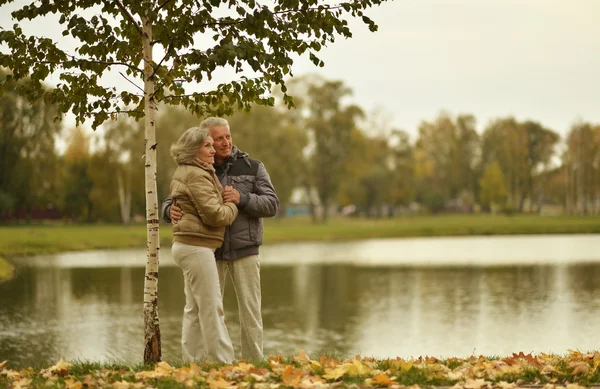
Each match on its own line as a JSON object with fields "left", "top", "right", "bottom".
{"left": 170, "top": 126, "right": 210, "bottom": 165}
{"left": 199, "top": 117, "right": 229, "bottom": 131}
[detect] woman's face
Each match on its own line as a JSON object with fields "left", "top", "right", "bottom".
{"left": 196, "top": 136, "right": 216, "bottom": 164}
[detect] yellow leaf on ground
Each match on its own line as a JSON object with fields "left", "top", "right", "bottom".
{"left": 49, "top": 359, "right": 72, "bottom": 375}
{"left": 593, "top": 353, "right": 600, "bottom": 372}
{"left": 294, "top": 349, "right": 311, "bottom": 365}
{"left": 323, "top": 367, "right": 345, "bottom": 381}
{"left": 235, "top": 363, "right": 255, "bottom": 373}
{"left": 344, "top": 359, "right": 372, "bottom": 377}
{"left": 13, "top": 377, "right": 32, "bottom": 389}
{"left": 156, "top": 361, "right": 174, "bottom": 375}
{"left": 319, "top": 356, "right": 340, "bottom": 369}
{"left": 281, "top": 365, "right": 303, "bottom": 387}
{"left": 497, "top": 381, "right": 516, "bottom": 389}
{"left": 392, "top": 359, "right": 414, "bottom": 372}
{"left": 247, "top": 373, "right": 266, "bottom": 382}
{"left": 568, "top": 361, "right": 589, "bottom": 376}
{"left": 3, "top": 369, "right": 21, "bottom": 380}
{"left": 464, "top": 378, "right": 487, "bottom": 389}
{"left": 64, "top": 378, "right": 82, "bottom": 389}
{"left": 373, "top": 372, "right": 396, "bottom": 386}
{"left": 207, "top": 377, "right": 235, "bottom": 389}
{"left": 112, "top": 381, "right": 131, "bottom": 389}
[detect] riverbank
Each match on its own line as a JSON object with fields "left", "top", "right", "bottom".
{"left": 1, "top": 215, "right": 600, "bottom": 277}
{"left": 1, "top": 350, "right": 599, "bottom": 388}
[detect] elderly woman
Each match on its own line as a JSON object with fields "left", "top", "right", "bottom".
{"left": 169, "top": 126, "right": 238, "bottom": 363}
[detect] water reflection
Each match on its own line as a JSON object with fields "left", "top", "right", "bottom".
{"left": 1, "top": 235, "right": 600, "bottom": 368}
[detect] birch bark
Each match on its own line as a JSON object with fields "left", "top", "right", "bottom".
{"left": 141, "top": 14, "right": 162, "bottom": 364}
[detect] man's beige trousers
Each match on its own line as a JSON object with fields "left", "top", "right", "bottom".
{"left": 216, "top": 255, "right": 264, "bottom": 361}
{"left": 172, "top": 242, "right": 234, "bottom": 363}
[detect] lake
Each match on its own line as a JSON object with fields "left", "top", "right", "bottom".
{"left": 1, "top": 234, "right": 600, "bottom": 367}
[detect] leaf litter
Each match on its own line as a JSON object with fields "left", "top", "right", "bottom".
{"left": 2, "top": 350, "right": 600, "bottom": 388}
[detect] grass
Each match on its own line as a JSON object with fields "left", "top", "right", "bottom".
{"left": 3, "top": 351, "right": 600, "bottom": 388}
{"left": 264, "top": 214, "right": 600, "bottom": 242}
{"left": 0, "top": 214, "right": 599, "bottom": 259}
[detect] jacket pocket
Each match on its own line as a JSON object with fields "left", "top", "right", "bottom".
{"left": 229, "top": 175, "right": 255, "bottom": 193}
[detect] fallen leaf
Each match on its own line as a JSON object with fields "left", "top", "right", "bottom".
{"left": 155, "top": 361, "right": 175, "bottom": 376}
{"left": 13, "top": 377, "right": 32, "bottom": 389}
{"left": 464, "top": 378, "right": 487, "bottom": 389}
{"left": 568, "top": 361, "right": 589, "bottom": 376}
{"left": 207, "top": 377, "right": 235, "bottom": 389}
{"left": 593, "top": 353, "right": 600, "bottom": 372}
{"left": 48, "top": 359, "right": 72, "bottom": 376}
{"left": 373, "top": 372, "right": 396, "bottom": 386}
{"left": 64, "top": 378, "right": 82, "bottom": 389}
{"left": 394, "top": 359, "right": 414, "bottom": 372}
{"left": 112, "top": 381, "right": 131, "bottom": 389}
{"left": 82, "top": 375, "right": 97, "bottom": 387}
{"left": 447, "top": 371, "right": 464, "bottom": 381}
{"left": 323, "top": 367, "right": 345, "bottom": 381}
{"left": 344, "top": 359, "right": 372, "bottom": 377}
{"left": 281, "top": 365, "right": 303, "bottom": 387}
{"left": 294, "top": 349, "right": 311, "bottom": 365}
{"left": 497, "top": 381, "right": 515, "bottom": 389}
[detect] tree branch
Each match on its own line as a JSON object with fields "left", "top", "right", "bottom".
{"left": 65, "top": 55, "right": 144, "bottom": 75}
{"left": 191, "top": 5, "right": 345, "bottom": 29}
{"left": 149, "top": 42, "right": 173, "bottom": 79}
{"left": 156, "top": 0, "right": 175, "bottom": 12}
{"left": 110, "top": 0, "right": 144, "bottom": 36}
{"left": 107, "top": 109, "right": 144, "bottom": 115}
{"left": 120, "top": 72, "right": 145, "bottom": 93}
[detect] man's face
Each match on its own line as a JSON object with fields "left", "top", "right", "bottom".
{"left": 209, "top": 125, "right": 232, "bottom": 163}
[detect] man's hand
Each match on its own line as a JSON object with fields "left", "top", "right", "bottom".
{"left": 170, "top": 200, "right": 183, "bottom": 225}
{"left": 222, "top": 186, "right": 241, "bottom": 205}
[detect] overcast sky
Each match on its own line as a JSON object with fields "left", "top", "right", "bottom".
{"left": 2, "top": 0, "right": 599, "bottom": 141}
{"left": 295, "top": 0, "right": 600, "bottom": 140}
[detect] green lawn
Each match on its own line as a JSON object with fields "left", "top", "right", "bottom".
{"left": 1, "top": 214, "right": 600, "bottom": 281}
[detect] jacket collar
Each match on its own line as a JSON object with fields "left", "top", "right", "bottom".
{"left": 215, "top": 146, "right": 250, "bottom": 171}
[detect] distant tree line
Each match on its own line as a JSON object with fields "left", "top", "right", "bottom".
{"left": 1, "top": 72, "right": 599, "bottom": 223}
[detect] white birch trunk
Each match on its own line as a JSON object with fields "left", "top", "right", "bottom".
{"left": 142, "top": 14, "right": 161, "bottom": 364}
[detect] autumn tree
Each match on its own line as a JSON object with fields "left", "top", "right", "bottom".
{"left": 304, "top": 79, "right": 364, "bottom": 222}
{"left": 414, "top": 112, "right": 479, "bottom": 212}
{"left": 564, "top": 122, "right": 600, "bottom": 215}
{"left": 481, "top": 118, "right": 528, "bottom": 211}
{"left": 521, "top": 120, "right": 559, "bottom": 212}
{"left": 479, "top": 161, "right": 508, "bottom": 214}
{"left": 343, "top": 133, "right": 393, "bottom": 217}
{"left": 389, "top": 129, "right": 415, "bottom": 208}
{"left": 1, "top": 0, "right": 386, "bottom": 362}
{"left": 228, "top": 104, "right": 308, "bottom": 217}
{"left": 62, "top": 127, "right": 93, "bottom": 221}
{"left": 0, "top": 71, "right": 62, "bottom": 219}
{"left": 481, "top": 118, "right": 559, "bottom": 212}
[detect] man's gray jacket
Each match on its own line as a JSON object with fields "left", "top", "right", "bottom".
{"left": 162, "top": 147, "right": 279, "bottom": 261}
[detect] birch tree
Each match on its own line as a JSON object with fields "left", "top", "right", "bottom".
{"left": 0, "top": 0, "right": 386, "bottom": 364}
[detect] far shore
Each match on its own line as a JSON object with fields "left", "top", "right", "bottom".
{"left": 1, "top": 214, "right": 600, "bottom": 282}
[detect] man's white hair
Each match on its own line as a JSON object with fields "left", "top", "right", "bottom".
{"left": 199, "top": 117, "right": 230, "bottom": 131}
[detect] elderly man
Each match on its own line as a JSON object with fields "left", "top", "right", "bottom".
{"left": 162, "top": 117, "right": 279, "bottom": 361}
